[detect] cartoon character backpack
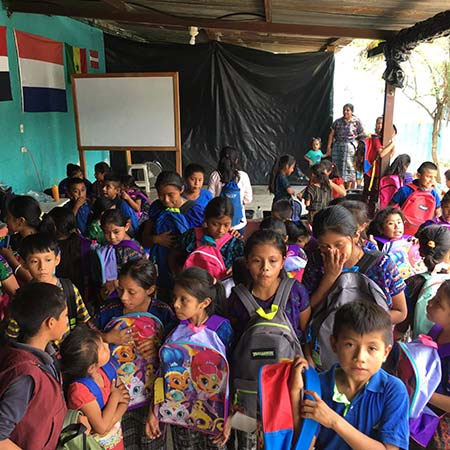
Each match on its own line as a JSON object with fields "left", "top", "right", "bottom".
{"left": 374, "top": 236, "right": 426, "bottom": 279}
{"left": 258, "top": 362, "right": 321, "bottom": 450}
{"left": 105, "top": 312, "right": 163, "bottom": 409}
{"left": 401, "top": 184, "right": 436, "bottom": 235}
{"left": 231, "top": 278, "right": 303, "bottom": 428}
{"left": 221, "top": 180, "right": 243, "bottom": 227}
{"left": 309, "top": 251, "right": 389, "bottom": 371}
{"left": 284, "top": 244, "right": 307, "bottom": 282}
{"left": 414, "top": 272, "right": 450, "bottom": 338}
{"left": 155, "top": 315, "right": 229, "bottom": 436}
{"left": 378, "top": 174, "right": 403, "bottom": 209}
{"left": 397, "top": 334, "right": 443, "bottom": 448}
{"left": 183, "top": 227, "right": 233, "bottom": 280}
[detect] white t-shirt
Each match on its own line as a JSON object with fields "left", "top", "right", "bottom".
{"left": 208, "top": 170, "right": 253, "bottom": 230}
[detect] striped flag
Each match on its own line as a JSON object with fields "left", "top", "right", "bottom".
{"left": 65, "top": 44, "right": 87, "bottom": 82}
{"left": 0, "top": 26, "right": 12, "bottom": 101}
{"left": 14, "top": 30, "right": 67, "bottom": 112}
{"left": 89, "top": 49, "right": 99, "bottom": 69}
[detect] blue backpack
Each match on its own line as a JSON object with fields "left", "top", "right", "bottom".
{"left": 119, "top": 199, "right": 139, "bottom": 235}
{"left": 221, "top": 180, "right": 243, "bottom": 227}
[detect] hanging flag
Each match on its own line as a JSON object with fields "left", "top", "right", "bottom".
{"left": 14, "top": 30, "right": 67, "bottom": 112}
{"left": 65, "top": 44, "right": 87, "bottom": 82}
{"left": 89, "top": 49, "right": 99, "bottom": 69}
{"left": 0, "top": 26, "right": 12, "bottom": 101}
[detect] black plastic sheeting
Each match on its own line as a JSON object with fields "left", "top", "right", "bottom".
{"left": 105, "top": 34, "right": 334, "bottom": 184}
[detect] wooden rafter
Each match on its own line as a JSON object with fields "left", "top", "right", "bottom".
{"left": 264, "top": 0, "right": 272, "bottom": 23}
{"left": 100, "top": 0, "right": 129, "bottom": 12}
{"left": 4, "top": 1, "right": 397, "bottom": 40}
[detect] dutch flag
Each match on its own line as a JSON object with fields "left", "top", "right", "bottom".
{"left": 0, "top": 26, "right": 12, "bottom": 101}
{"left": 14, "top": 30, "right": 67, "bottom": 112}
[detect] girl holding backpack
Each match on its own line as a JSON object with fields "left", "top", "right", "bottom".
{"left": 208, "top": 147, "right": 252, "bottom": 235}
{"left": 146, "top": 267, "right": 232, "bottom": 450}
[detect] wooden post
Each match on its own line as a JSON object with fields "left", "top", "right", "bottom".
{"left": 380, "top": 81, "right": 396, "bottom": 177}
{"left": 125, "top": 150, "right": 132, "bottom": 167}
{"left": 79, "top": 149, "right": 87, "bottom": 177}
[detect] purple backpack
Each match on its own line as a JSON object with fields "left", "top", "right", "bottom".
{"left": 156, "top": 315, "right": 229, "bottom": 436}
{"left": 397, "top": 334, "right": 443, "bottom": 447}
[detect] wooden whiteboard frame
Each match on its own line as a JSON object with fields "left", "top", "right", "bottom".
{"left": 71, "top": 72, "right": 182, "bottom": 174}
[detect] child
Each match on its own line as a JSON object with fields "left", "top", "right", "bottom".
{"left": 268, "top": 154, "right": 297, "bottom": 203}
{"left": 121, "top": 174, "right": 151, "bottom": 223}
{"left": 179, "top": 197, "right": 244, "bottom": 280}
{"left": 183, "top": 163, "right": 213, "bottom": 209}
{"left": 289, "top": 301, "right": 410, "bottom": 450}
{"left": 271, "top": 199, "right": 293, "bottom": 222}
{"left": 378, "top": 154, "right": 412, "bottom": 209}
{"left": 303, "top": 205, "right": 407, "bottom": 324}
{"left": 92, "top": 161, "right": 111, "bottom": 199}
{"left": 208, "top": 147, "right": 253, "bottom": 233}
{"left": 285, "top": 221, "right": 309, "bottom": 282}
{"left": 60, "top": 325, "right": 129, "bottom": 450}
{"left": 140, "top": 171, "right": 204, "bottom": 292}
{"left": 66, "top": 177, "right": 91, "bottom": 235}
{"left": 259, "top": 216, "right": 287, "bottom": 237}
{"left": 59, "top": 163, "right": 92, "bottom": 198}
{"left": 391, "top": 161, "right": 441, "bottom": 234}
{"left": 0, "top": 255, "right": 19, "bottom": 321}
{"left": 318, "top": 159, "right": 346, "bottom": 199}
{"left": 299, "top": 163, "right": 332, "bottom": 222}
{"left": 147, "top": 267, "right": 232, "bottom": 449}
{"left": 285, "top": 220, "right": 311, "bottom": 250}
{"left": 421, "top": 191, "right": 450, "bottom": 229}
{"left": 304, "top": 137, "right": 326, "bottom": 167}
{"left": 103, "top": 173, "right": 139, "bottom": 234}
{"left": 0, "top": 283, "right": 68, "bottom": 449}
{"left": 6, "top": 233, "right": 91, "bottom": 344}
{"left": 86, "top": 197, "right": 115, "bottom": 245}
{"left": 97, "top": 258, "right": 176, "bottom": 450}
{"left": 422, "top": 281, "right": 450, "bottom": 449}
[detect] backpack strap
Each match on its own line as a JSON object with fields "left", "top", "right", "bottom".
{"left": 101, "top": 361, "right": 116, "bottom": 382}
{"left": 272, "top": 277, "right": 295, "bottom": 310}
{"left": 205, "top": 314, "right": 227, "bottom": 332}
{"left": 115, "top": 239, "right": 142, "bottom": 254}
{"left": 59, "top": 278, "right": 77, "bottom": 330}
{"left": 357, "top": 250, "right": 382, "bottom": 274}
{"left": 180, "top": 200, "right": 195, "bottom": 214}
{"left": 74, "top": 376, "right": 105, "bottom": 410}
{"left": 194, "top": 227, "right": 233, "bottom": 250}
{"left": 233, "top": 284, "right": 262, "bottom": 317}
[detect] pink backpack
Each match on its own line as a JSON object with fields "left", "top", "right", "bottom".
{"left": 183, "top": 228, "right": 233, "bottom": 280}
{"left": 378, "top": 174, "right": 402, "bottom": 209}
{"left": 401, "top": 184, "right": 436, "bottom": 235}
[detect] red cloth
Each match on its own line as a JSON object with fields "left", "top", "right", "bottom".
{"left": 331, "top": 177, "right": 344, "bottom": 198}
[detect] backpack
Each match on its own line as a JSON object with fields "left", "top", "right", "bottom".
{"left": 378, "top": 174, "right": 403, "bottom": 209}
{"left": 60, "top": 278, "right": 78, "bottom": 331}
{"left": 57, "top": 409, "right": 102, "bottom": 450}
{"left": 183, "top": 228, "right": 233, "bottom": 280}
{"left": 374, "top": 236, "right": 426, "bottom": 280}
{"left": 397, "top": 334, "right": 443, "bottom": 448}
{"left": 290, "top": 196, "right": 303, "bottom": 223}
{"left": 284, "top": 244, "right": 307, "bottom": 282}
{"left": 258, "top": 362, "right": 321, "bottom": 450}
{"left": 231, "top": 278, "right": 303, "bottom": 426}
{"left": 221, "top": 180, "right": 243, "bottom": 227}
{"left": 156, "top": 315, "right": 229, "bottom": 435}
{"left": 309, "top": 251, "right": 389, "bottom": 371}
{"left": 414, "top": 272, "right": 450, "bottom": 338}
{"left": 401, "top": 183, "right": 436, "bottom": 236}
{"left": 105, "top": 312, "right": 163, "bottom": 410}
{"left": 128, "top": 189, "right": 152, "bottom": 224}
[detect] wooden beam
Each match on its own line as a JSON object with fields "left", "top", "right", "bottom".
{"left": 264, "top": 0, "right": 272, "bottom": 23}
{"left": 100, "top": 0, "right": 129, "bottom": 12}
{"left": 5, "top": 1, "right": 397, "bottom": 40}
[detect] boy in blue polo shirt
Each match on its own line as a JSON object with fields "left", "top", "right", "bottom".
{"left": 290, "top": 301, "right": 409, "bottom": 450}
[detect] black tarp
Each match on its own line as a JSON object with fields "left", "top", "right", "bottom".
{"left": 105, "top": 34, "right": 334, "bottom": 184}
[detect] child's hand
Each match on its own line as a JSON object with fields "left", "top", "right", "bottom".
{"left": 135, "top": 336, "right": 158, "bottom": 360}
{"left": 78, "top": 414, "right": 92, "bottom": 435}
{"left": 145, "top": 410, "right": 161, "bottom": 440}
{"left": 111, "top": 379, "right": 130, "bottom": 404}
{"left": 230, "top": 229, "right": 244, "bottom": 240}
{"left": 289, "top": 356, "right": 308, "bottom": 393}
{"left": 367, "top": 234, "right": 377, "bottom": 247}
{"left": 103, "top": 280, "right": 118, "bottom": 296}
{"left": 322, "top": 248, "right": 345, "bottom": 279}
{"left": 0, "top": 247, "right": 15, "bottom": 261}
{"left": 103, "top": 323, "right": 131, "bottom": 345}
{"left": 154, "top": 231, "right": 177, "bottom": 248}
{"left": 211, "top": 416, "right": 232, "bottom": 446}
{"left": 301, "top": 390, "right": 340, "bottom": 429}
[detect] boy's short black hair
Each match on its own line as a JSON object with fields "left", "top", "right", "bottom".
{"left": 66, "top": 163, "right": 82, "bottom": 178}
{"left": 417, "top": 161, "right": 438, "bottom": 174}
{"left": 10, "top": 282, "right": 66, "bottom": 342}
{"left": 444, "top": 169, "right": 450, "bottom": 182}
{"left": 19, "top": 233, "right": 59, "bottom": 260}
{"left": 260, "top": 216, "right": 287, "bottom": 237}
{"left": 285, "top": 220, "right": 311, "bottom": 243}
{"left": 103, "top": 173, "right": 121, "bottom": 188}
{"left": 67, "top": 177, "right": 86, "bottom": 191}
{"left": 332, "top": 301, "right": 393, "bottom": 346}
{"left": 271, "top": 199, "right": 293, "bottom": 221}
{"left": 183, "top": 163, "right": 206, "bottom": 178}
{"left": 94, "top": 162, "right": 110, "bottom": 174}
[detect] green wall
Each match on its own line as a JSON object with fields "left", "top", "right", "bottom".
{"left": 0, "top": 7, "right": 108, "bottom": 194}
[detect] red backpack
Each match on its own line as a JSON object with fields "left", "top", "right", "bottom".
{"left": 401, "top": 184, "right": 436, "bottom": 235}
{"left": 183, "top": 228, "right": 233, "bottom": 280}
{"left": 378, "top": 174, "right": 403, "bottom": 209}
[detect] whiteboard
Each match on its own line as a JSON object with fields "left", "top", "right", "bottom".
{"left": 72, "top": 74, "right": 178, "bottom": 148}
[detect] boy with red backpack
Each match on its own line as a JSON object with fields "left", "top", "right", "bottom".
{"left": 391, "top": 161, "right": 441, "bottom": 236}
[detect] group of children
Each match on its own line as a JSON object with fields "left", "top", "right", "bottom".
{"left": 0, "top": 144, "right": 449, "bottom": 450}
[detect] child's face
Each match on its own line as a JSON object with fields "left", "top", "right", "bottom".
{"left": 186, "top": 171, "right": 204, "bottom": 193}
{"left": 71, "top": 170, "right": 83, "bottom": 179}
{"left": 102, "top": 222, "right": 130, "bottom": 245}
{"left": 50, "top": 307, "right": 69, "bottom": 341}
{"left": 68, "top": 183, "right": 87, "bottom": 202}
{"left": 296, "top": 236, "right": 310, "bottom": 248}
{"left": 25, "top": 251, "right": 60, "bottom": 283}
{"left": 95, "top": 171, "right": 105, "bottom": 182}
{"left": 446, "top": 179, "right": 450, "bottom": 189}
{"left": 5, "top": 210, "right": 22, "bottom": 234}
{"left": 331, "top": 329, "right": 391, "bottom": 385}
{"left": 246, "top": 243, "right": 285, "bottom": 289}
{"left": 312, "top": 140, "right": 321, "bottom": 151}
{"left": 441, "top": 202, "right": 450, "bottom": 221}
{"left": 96, "top": 337, "right": 111, "bottom": 367}
{"left": 158, "top": 184, "right": 183, "bottom": 209}
{"left": 172, "top": 285, "right": 209, "bottom": 323}
{"left": 382, "top": 213, "right": 404, "bottom": 239}
{"left": 375, "top": 118, "right": 383, "bottom": 134}
{"left": 285, "top": 163, "right": 295, "bottom": 176}
{"left": 426, "top": 285, "right": 450, "bottom": 326}
{"left": 103, "top": 182, "right": 120, "bottom": 200}
{"left": 318, "top": 231, "right": 358, "bottom": 268}
{"left": 118, "top": 274, "right": 154, "bottom": 312}
{"left": 205, "top": 216, "right": 232, "bottom": 240}
{"left": 418, "top": 169, "right": 437, "bottom": 189}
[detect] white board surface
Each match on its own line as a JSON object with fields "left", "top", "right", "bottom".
{"left": 74, "top": 75, "right": 176, "bottom": 148}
